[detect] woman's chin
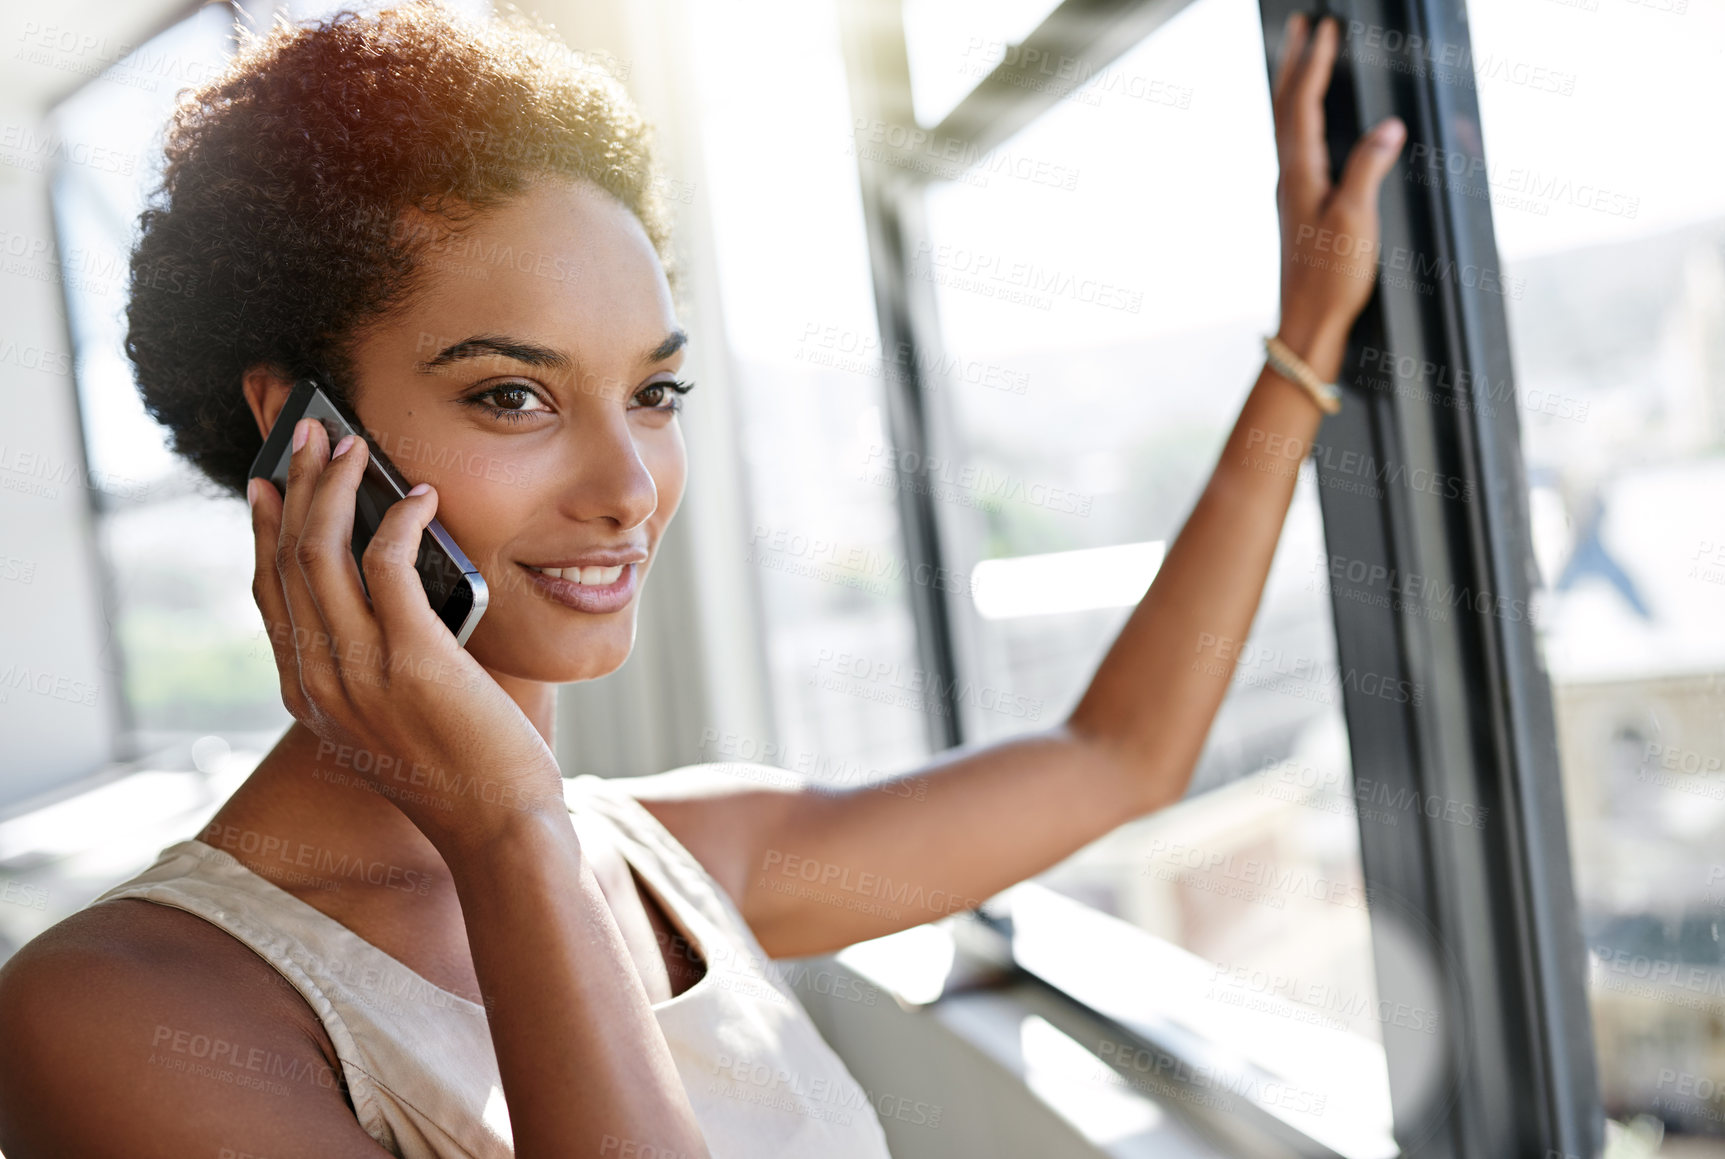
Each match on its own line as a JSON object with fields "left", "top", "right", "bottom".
{"left": 465, "top": 618, "right": 636, "bottom": 685}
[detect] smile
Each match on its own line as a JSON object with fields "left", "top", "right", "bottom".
{"left": 527, "top": 564, "right": 625, "bottom": 586}
{"left": 520, "top": 561, "right": 639, "bottom": 613}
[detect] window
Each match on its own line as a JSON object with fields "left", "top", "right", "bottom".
{"left": 1470, "top": 0, "right": 1725, "bottom": 1146}
{"left": 895, "top": 0, "right": 1392, "bottom": 1140}
{"left": 834, "top": 0, "right": 1605, "bottom": 1153}
{"left": 682, "top": 0, "right": 931, "bottom": 780}
{"left": 50, "top": 5, "right": 262, "bottom": 750}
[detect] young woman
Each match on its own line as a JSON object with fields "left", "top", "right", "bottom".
{"left": 0, "top": 6, "right": 1404, "bottom": 1158}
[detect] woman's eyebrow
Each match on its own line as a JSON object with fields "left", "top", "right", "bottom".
{"left": 646, "top": 329, "right": 689, "bottom": 364}
{"left": 416, "top": 335, "right": 571, "bottom": 372}
{"left": 415, "top": 330, "right": 686, "bottom": 371}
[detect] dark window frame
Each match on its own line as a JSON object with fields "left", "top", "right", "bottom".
{"left": 835, "top": 0, "right": 1602, "bottom": 1154}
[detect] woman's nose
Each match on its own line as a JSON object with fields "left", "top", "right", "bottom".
{"left": 555, "top": 410, "right": 659, "bottom": 529}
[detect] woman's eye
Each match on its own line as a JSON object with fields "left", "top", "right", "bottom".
{"left": 466, "top": 382, "right": 550, "bottom": 423}
{"left": 634, "top": 379, "right": 695, "bottom": 413}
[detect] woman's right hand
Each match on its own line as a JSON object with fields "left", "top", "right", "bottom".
{"left": 248, "top": 416, "right": 563, "bottom": 854}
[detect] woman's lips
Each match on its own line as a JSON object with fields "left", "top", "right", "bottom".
{"left": 519, "top": 561, "right": 638, "bottom": 613}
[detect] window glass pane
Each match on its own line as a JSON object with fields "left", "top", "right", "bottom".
{"left": 50, "top": 6, "right": 291, "bottom": 743}
{"left": 687, "top": 0, "right": 929, "bottom": 778}
{"left": 917, "top": 0, "right": 1389, "bottom": 1126}
{"left": 1471, "top": 2, "right": 1725, "bottom": 1147}
{"left": 901, "top": 0, "right": 1062, "bottom": 127}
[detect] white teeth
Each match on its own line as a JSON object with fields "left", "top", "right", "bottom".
{"left": 530, "top": 564, "right": 625, "bottom": 585}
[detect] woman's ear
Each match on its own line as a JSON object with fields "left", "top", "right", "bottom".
{"left": 241, "top": 366, "right": 298, "bottom": 439}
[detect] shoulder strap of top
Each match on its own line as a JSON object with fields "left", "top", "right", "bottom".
{"left": 91, "top": 841, "right": 406, "bottom": 1148}
{"left": 563, "top": 774, "right": 790, "bottom": 990}
{"left": 91, "top": 840, "right": 523, "bottom": 1156}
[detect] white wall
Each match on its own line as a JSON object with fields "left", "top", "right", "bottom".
{"left": 0, "top": 142, "right": 124, "bottom": 809}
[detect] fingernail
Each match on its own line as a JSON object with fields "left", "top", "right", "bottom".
{"left": 292, "top": 418, "right": 310, "bottom": 453}
{"left": 1376, "top": 118, "right": 1407, "bottom": 147}
{"left": 332, "top": 434, "right": 356, "bottom": 459}
{"left": 246, "top": 478, "right": 260, "bottom": 508}
{"left": 407, "top": 482, "right": 431, "bottom": 497}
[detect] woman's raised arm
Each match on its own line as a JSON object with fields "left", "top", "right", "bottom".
{"left": 645, "top": 13, "right": 1406, "bottom": 962}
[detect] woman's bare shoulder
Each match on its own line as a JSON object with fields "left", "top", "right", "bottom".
{"left": 0, "top": 896, "right": 318, "bottom": 1023}
{"left": 0, "top": 899, "right": 385, "bottom": 1158}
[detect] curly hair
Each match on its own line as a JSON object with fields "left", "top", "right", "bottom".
{"left": 125, "top": 3, "right": 676, "bottom": 497}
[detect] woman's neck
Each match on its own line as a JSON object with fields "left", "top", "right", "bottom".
{"left": 203, "top": 668, "right": 559, "bottom": 887}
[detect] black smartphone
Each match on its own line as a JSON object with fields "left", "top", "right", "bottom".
{"left": 247, "top": 378, "right": 489, "bottom": 646}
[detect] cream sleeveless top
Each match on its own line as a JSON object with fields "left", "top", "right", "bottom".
{"left": 90, "top": 773, "right": 893, "bottom": 1159}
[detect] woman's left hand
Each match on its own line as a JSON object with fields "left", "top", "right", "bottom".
{"left": 1271, "top": 12, "right": 1407, "bottom": 370}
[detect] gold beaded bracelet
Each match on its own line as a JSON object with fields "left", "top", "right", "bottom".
{"left": 1263, "top": 334, "right": 1342, "bottom": 415}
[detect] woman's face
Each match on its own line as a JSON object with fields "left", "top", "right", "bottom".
{"left": 338, "top": 177, "right": 688, "bottom": 684}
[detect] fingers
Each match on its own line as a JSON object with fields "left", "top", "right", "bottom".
{"left": 1337, "top": 116, "right": 1407, "bottom": 213}
{"left": 1275, "top": 13, "right": 1340, "bottom": 214}
{"left": 1271, "top": 11, "right": 1310, "bottom": 107}
{"left": 1290, "top": 14, "right": 1340, "bottom": 115}
{"left": 276, "top": 418, "right": 342, "bottom": 695}
{"left": 297, "top": 433, "right": 382, "bottom": 648}
{"left": 248, "top": 475, "right": 308, "bottom": 718}
{"left": 361, "top": 482, "right": 450, "bottom": 650}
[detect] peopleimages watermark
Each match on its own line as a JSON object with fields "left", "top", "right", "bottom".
{"left": 1590, "top": 944, "right": 1725, "bottom": 1011}
{"left": 1139, "top": 836, "right": 1373, "bottom": 913}
{"left": 14, "top": 20, "right": 221, "bottom": 91}
{"left": 759, "top": 849, "right": 982, "bottom": 923}
{"left": 1690, "top": 539, "right": 1725, "bottom": 588}
{"left": 1653, "top": 1069, "right": 1725, "bottom": 1127}
{"left": 809, "top": 646, "right": 1044, "bottom": 721}
{"left": 0, "top": 553, "right": 38, "bottom": 585}
{"left": 909, "top": 241, "right": 1143, "bottom": 314}
{"left": 0, "top": 663, "right": 99, "bottom": 708}
{"left": 1353, "top": 345, "right": 1590, "bottom": 425}
{"left": 745, "top": 521, "right": 974, "bottom": 602}
{"left": 955, "top": 37, "right": 1194, "bottom": 112}
{"left": 0, "top": 123, "right": 139, "bottom": 176}
{"left": 0, "top": 225, "right": 194, "bottom": 302}
{"left": 252, "top": 623, "right": 485, "bottom": 696}
{"left": 1407, "top": 143, "right": 1639, "bottom": 221}
{"left": 707, "top": 1053, "right": 944, "bottom": 1130}
{"left": 308, "top": 737, "right": 546, "bottom": 818}
{"left": 1339, "top": 21, "right": 1578, "bottom": 96}
{"left": 1092, "top": 1036, "right": 1329, "bottom": 1117}
{"left": 1636, "top": 741, "right": 1725, "bottom": 801}
{"left": 1206, "top": 960, "right": 1442, "bottom": 1035}
{"left": 1, "top": 879, "right": 48, "bottom": 911}
{"left": 859, "top": 443, "right": 1093, "bottom": 517}
{"left": 1308, "top": 549, "right": 1542, "bottom": 628}
{"left": 1289, "top": 224, "right": 1525, "bottom": 301}
{"left": 850, "top": 117, "right": 1081, "bottom": 191}
{"left": 1243, "top": 427, "right": 1476, "bottom": 504}
{"left": 1252, "top": 756, "right": 1491, "bottom": 832}
{"left": 697, "top": 727, "right": 931, "bottom": 802}
{"left": 147, "top": 1022, "right": 338, "bottom": 1098}
{"left": 1192, "top": 631, "right": 1425, "bottom": 708}
{"left": 199, "top": 821, "right": 436, "bottom": 896}
{"left": 0, "top": 441, "right": 151, "bottom": 503}
{"left": 792, "top": 321, "right": 1030, "bottom": 396}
